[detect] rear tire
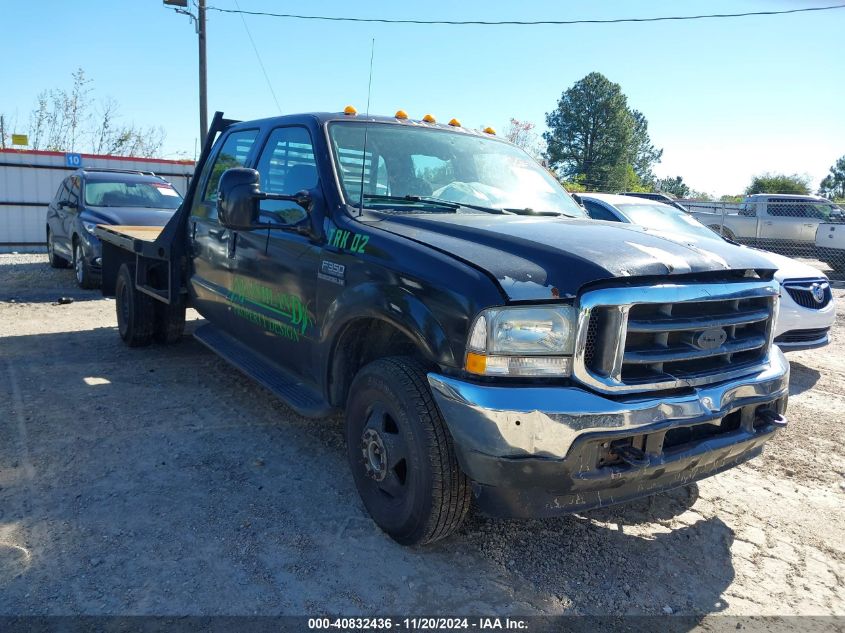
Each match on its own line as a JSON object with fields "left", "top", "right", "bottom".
{"left": 47, "top": 229, "right": 70, "bottom": 268}
{"left": 153, "top": 297, "right": 187, "bottom": 344}
{"left": 345, "top": 357, "right": 471, "bottom": 546}
{"left": 115, "top": 263, "right": 154, "bottom": 347}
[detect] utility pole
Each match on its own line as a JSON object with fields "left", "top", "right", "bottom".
{"left": 197, "top": 0, "right": 208, "bottom": 144}
{"left": 164, "top": 0, "right": 208, "bottom": 145}
{"left": 0, "top": 115, "right": 5, "bottom": 149}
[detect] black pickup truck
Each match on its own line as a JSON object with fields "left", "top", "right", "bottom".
{"left": 96, "top": 110, "right": 790, "bottom": 545}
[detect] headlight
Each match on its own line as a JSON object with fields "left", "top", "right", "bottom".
{"left": 465, "top": 305, "right": 578, "bottom": 377}
{"left": 82, "top": 221, "right": 98, "bottom": 234}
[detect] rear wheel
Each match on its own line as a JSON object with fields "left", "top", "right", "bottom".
{"left": 345, "top": 357, "right": 471, "bottom": 546}
{"left": 47, "top": 229, "right": 70, "bottom": 268}
{"left": 73, "top": 240, "right": 98, "bottom": 289}
{"left": 115, "top": 263, "right": 154, "bottom": 347}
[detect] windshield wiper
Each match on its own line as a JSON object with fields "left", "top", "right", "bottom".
{"left": 362, "top": 194, "right": 505, "bottom": 214}
{"left": 502, "top": 207, "right": 578, "bottom": 218}
{"left": 362, "top": 194, "right": 459, "bottom": 211}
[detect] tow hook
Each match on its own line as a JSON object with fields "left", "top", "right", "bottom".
{"left": 610, "top": 442, "right": 651, "bottom": 468}
{"left": 757, "top": 408, "right": 788, "bottom": 428}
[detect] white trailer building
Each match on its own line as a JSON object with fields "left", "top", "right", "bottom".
{"left": 0, "top": 149, "right": 194, "bottom": 252}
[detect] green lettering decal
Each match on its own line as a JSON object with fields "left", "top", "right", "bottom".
{"left": 227, "top": 278, "right": 315, "bottom": 342}
{"left": 328, "top": 227, "right": 369, "bottom": 255}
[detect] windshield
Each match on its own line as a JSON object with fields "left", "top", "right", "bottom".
{"left": 84, "top": 180, "right": 183, "bottom": 209}
{"left": 616, "top": 202, "right": 721, "bottom": 240}
{"left": 328, "top": 121, "right": 585, "bottom": 217}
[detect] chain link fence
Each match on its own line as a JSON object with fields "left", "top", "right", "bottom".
{"left": 680, "top": 197, "right": 845, "bottom": 281}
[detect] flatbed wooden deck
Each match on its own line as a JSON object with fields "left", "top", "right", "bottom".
{"left": 97, "top": 225, "right": 164, "bottom": 242}
{"left": 94, "top": 224, "right": 167, "bottom": 255}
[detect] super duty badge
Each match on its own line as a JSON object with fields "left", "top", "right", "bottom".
{"left": 318, "top": 260, "right": 346, "bottom": 286}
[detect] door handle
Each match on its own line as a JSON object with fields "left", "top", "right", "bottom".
{"left": 765, "top": 221, "right": 773, "bottom": 225}
{"left": 804, "top": 223, "right": 815, "bottom": 228}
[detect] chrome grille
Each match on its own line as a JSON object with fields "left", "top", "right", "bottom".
{"left": 573, "top": 280, "right": 779, "bottom": 393}
{"left": 782, "top": 279, "right": 831, "bottom": 310}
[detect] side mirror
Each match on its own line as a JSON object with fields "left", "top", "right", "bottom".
{"left": 218, "top": 168, "right": 261, "bottom": 231}
{"left": 58, "top": 200, "right": 78, "bottom": 210}
{"left": 218, "top": 167, "right": 315, "bottom": 232}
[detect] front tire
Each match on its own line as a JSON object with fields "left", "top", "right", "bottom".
{"left": 115, "top": 264, "right": 154, "bottom": 347}
{"left": 345, "top": 357, "right": 471, "bottom": 546}
{"left": 73, "top": 240, "right": 98, "bottom": 289}
{"left": 47, "top": 229, "right": 70, "bottom": 268}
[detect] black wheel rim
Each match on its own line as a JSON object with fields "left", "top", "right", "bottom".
{"left": 75, "top": 245, "right": 83, "bottom": 283}
{"left": 360, "top": 404, "right": 410, "bottom": 501}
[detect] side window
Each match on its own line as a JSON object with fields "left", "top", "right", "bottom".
{"left": 584, "top": 200, "right": 620, "bottom": 222}
{"left": 739, "top": 203, "right": 756, "bottom": 217}
{"left": 197, "top": 130, "right": 259, "bottom": 217}
{"left": 67, "top": 176, "right": 81, "bottom": 206}
{"left": 768, "top": 199, "right": 800, "bottom": 217}
{"left": 53, "top": 179, "right": 69, "bottom": 204}
{"left": 255, "top": 127, "right": 318, "bottom": 226}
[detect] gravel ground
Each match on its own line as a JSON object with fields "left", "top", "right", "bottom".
{"left": 1, "top": 253, "right": 843, "bottom": 618}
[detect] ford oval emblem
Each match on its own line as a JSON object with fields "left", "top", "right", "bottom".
{"left": 694, "top": 328, "right": 727, "bottom": 350}
{"left": 811, "top": 283, "right": 826, "bottom": 304}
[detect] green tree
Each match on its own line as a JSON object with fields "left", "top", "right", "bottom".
{"left": 819, "top": 155, "right": 845, "bottom": 199}
{"left": 544, "top": 72, "right": 661, "bottom": 192}
{"left": 503, "top": 118, "right": 545, "bottom": 161}
{"left": 745, "top": 173, "right": 810, "bottom": 195}
{"left": 629, "top": 110, "right": 662, "bottom": 186}
{"left": 655, "top": 176, "right": 690, "bottom": 199}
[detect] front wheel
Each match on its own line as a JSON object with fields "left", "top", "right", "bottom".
{"left": 73, "top": 241, "right": 98, "bottom": 289}
{"left": 345, "top": 357, "right": 471, "bottom": 546}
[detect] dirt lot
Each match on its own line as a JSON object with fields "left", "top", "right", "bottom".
{"left": 1, "top": 253, "right": 844, "bottom": 618}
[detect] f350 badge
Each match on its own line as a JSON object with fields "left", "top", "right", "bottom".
{"left": 318, "top": 260, "right": 346, "bottom": 286}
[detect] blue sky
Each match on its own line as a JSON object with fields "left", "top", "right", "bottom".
{"left": 2, "top": 0, "right": 843, "bottom": 196}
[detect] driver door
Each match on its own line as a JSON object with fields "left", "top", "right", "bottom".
{"left": 230, "top": 125, "right": 322, "bottom": 383}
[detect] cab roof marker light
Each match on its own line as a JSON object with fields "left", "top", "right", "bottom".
{"left": 344, "top": 105, "right": 358, "bottom": 116}
{"left": 484, "top": 126, "right": 496, "bottom": 135}
{"left": 395, "top": 109, "right": 408, "bottom": 119}
{"left": 422, "top": 114, "right": 436, "bottom": 123}
{"left": 448, "top": 118, "right": 461, "bottom": 127}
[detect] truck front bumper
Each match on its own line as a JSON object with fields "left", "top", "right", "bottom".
{"left": 427, "top": 348, "right": 790, "bottom": 518}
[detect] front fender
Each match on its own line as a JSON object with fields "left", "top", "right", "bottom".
{"left": 320, "top": 281, "right": 456, "bottom": 368}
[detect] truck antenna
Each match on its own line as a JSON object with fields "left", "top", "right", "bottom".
{"left": 357, "top": 38, "right": 375, "bottom": 217}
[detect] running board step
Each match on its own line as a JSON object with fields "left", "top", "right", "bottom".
{"left": 194, "top": 324, "right": 333, "bottom": 418}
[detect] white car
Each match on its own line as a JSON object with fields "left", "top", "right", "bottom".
{"left": 578, "top": 193, "right": 836, "bottom": 351}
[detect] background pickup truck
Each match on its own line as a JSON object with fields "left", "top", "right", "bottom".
{"left": 816, "top": 222, "right": 845, "bottom": 272}
{"left": 690, "top": 194, "right": 844, "bottom": 247}
{"left": 95, "top": 110, "right": 790, "bottom": 546}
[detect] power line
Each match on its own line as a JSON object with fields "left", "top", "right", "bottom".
{"left": 233, "top": 0, "right": 282, "bottom": 113}
{"left": 207, "top": 3, "right": 845, "bottom": 26}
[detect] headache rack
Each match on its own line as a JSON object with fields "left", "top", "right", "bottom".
{"left": 573, "top": 280, "right": 779, "bottom": 394}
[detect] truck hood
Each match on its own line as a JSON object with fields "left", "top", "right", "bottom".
{"left": 372, "top": 214, "right": 777, "bottom": 300}
{"left": 747, "top": 249, "right": 826, "bottom": 282}
{"left": 83, "top": 206, "right": 177, "bottom": 227}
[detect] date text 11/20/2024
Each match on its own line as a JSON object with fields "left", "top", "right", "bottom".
{"left": 307, "top": 618, "right": 529, "bottom": 630}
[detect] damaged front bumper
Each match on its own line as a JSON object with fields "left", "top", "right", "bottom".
{"left": 427, "top": 347, "right": 790, "bottom": 518}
